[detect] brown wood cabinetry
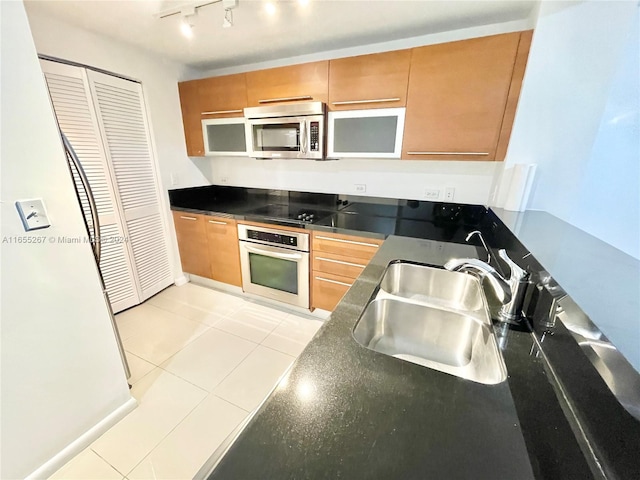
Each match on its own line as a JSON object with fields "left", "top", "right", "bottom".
{"left": 311, "top": 232, "right": 383, "bottom": 311}
{"left": 178, "top": 73, "right": 247, "bottom": 157}
{"left": 172, "top": 211, "right": 212, "bottom": 278}
{"left": 199, "top": 73, "right": 248, "bottom": 118}
{"left": 178, "top": 31, "right": 533, "bottom": 162}
{"left": 178, "top": 80, "right": 205, "bottom": 157}
{"left": 402, "top": 32, "right": 526, "bottom": 161}
{"left": 494, "top": 30, "right": 534, "bottom": 161}
{"left": 245, "top": 61, "right": 329, "bottom": 106}
{"left": 205, "top": 215, "right": 242, "bottom": 287}
{"left": 328, "top": 50, "right": 411, "bottom": 110}
{"left": 312, "top": 271, "right": 355, "bottom": 312}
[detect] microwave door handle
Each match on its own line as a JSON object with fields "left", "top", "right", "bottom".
{"left": 299, "top": 120, "right": 307, "bottom": 156}
{"left": 244, "top": 244, "right": 303, "bottom": 260}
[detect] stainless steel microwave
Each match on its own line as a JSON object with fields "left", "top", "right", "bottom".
{"left": 244, "top": 102, "right": 325, "bottom": 160}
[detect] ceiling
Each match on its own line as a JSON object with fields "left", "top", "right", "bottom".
{"left": 25, "top": 0, "right": 537, "bottom": 71}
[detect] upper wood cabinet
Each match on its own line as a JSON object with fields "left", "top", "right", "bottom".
{"left": 328, "top": 50, "right": 411, "bottom": 110}
{"left": 245, "top": 61, "right": 329, "bottom": 106}
{"left": 178, "top": 80, "right": 205, "bottom": 157}
{"left": 402, "top": 32, "right": 524, "bottom": 161}
{"left": 178, "top": 73, "right": 247, "bottom": 157}
{"left": 199, "top": 73, "right": 248, "bottom": 118}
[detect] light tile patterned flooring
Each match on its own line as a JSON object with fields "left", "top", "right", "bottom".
{"left": 50, "top": 283, "right": 323, "bottom": 480}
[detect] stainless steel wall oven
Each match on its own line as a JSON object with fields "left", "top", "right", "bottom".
{"left": 238, "top": 224, "right": 310, "bottom": 308}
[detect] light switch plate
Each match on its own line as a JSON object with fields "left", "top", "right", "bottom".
{"left": 15, "top": 199, "right": 51, "bottom": 231}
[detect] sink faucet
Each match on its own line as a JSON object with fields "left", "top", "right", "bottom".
{"left": 444, "top": 249, "right": 529, "bottom": 323}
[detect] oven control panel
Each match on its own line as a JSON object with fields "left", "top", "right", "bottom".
{"left": 247, "top": 229, "right": 298, "bottom": 247}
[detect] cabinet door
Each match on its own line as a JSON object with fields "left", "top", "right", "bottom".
{"left": 205, "top": 216, "right": 242, "bottom": 287}
{"left": 245, "top": 61, "right": 329, "bottom": 106}
{"left": 403, "top": 32, "right": 520, "bottom": 161}
{"left": 199, "top": 73, "right": 248, "bottom": 118}
{"left": 88, "top": 70, "right": 174, "bottom": 300}
{"left": 178, "top": 80, "right": 205, "bottom": 156}
{"left": 172, "top": 212, "right": 212, "bottom": 278}
{"left": 329, "top": 50, "right": 411, "bottom": 110}
{"left": 328, "top": 108, "right": 405, "bottom": 158}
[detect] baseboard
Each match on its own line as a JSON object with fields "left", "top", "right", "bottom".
{"left": 174, "top": 274, "right": 189, "bottom": 287}
{"left": 189, "top": 275, "right": 244, "bottom": 296}
{"left": 26, "top": 397, "right": 138, "bottom": 479}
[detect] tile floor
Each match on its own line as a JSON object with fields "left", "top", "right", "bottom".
{"left": 49, "top": 283, "right": 324, "bottom": 480}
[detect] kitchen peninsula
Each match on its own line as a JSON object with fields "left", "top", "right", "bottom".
{"left": 170, "top": 185, "right": 640, "bottom": 480}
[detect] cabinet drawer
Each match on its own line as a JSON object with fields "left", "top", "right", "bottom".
{"left": 312, "top": 271, "right": 354, "bottom": 311}
{"left": 312, "top": 232, "right": 383, "bottom": 260}
{"left": 312, "top": 251, "right": 368, "bottom": 279}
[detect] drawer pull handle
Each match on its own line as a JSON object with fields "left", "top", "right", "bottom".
{"left": 331, "top": 98, "right": 400, "bottom": 106}
{"left": 201, "top": 109, "right": 243, "bottom": 115}
{"left": 179, "top": 216, "right": 197, "bottom": 221}
{"left": 406, "top": 151, "right": 489, "bottom": 156}
{"left": 315, "top": 235, "right": 380, "bottom": 248}
{"left": 315, "top": 276, "right": 352, "bottom": 287}
{"left": 208, "top": 220, "right": 228, "bottom": 225}
{"left": 316, "top": 257, "right": 365, "bottom": 269}
{"left": 258, "top": 95, "right": 313, "bottom": 104}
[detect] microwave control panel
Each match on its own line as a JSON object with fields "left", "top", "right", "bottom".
{"left": 310, "top": 121, "right": 319, "bottom": 152}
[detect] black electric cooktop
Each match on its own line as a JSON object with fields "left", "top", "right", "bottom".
{"left": 243, "top": 204, "right": 336, "bottom": 227}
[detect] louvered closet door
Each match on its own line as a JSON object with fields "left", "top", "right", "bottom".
{"left": 87, "top": 70, "right": 173, "bottom": 301}
{"left": 41, "top": 60, "right": 140, "bottom": 313}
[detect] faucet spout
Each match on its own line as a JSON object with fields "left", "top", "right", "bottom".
{"left": 445, "top": 249, "right": 530, "bottom": 323}
{"left": 444, "top": 258, "right": 512, "bottom": 305}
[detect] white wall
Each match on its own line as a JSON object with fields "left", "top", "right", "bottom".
{"left": 570, "top": 8, "right": 639, "bottom": 259}
{"left": 24, "top": 5, "right": 210, "bottom": 279}
{"left": 190, "top": 16, "right": 536, "bottom": 206}
{"left": 201, "top": 157, "right": 500, "bottom": 205}
{"left": 505, "top": 0, "right": 639, "bottom": 258}
{"left": 0, "top": 3, "right": 134, "bottom": 478}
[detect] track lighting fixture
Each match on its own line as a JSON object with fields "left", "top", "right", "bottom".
{"left": 156, "top": 1, "right": 240, "bottom": 36}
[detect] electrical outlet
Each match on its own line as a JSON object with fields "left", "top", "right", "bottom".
{"left": 170, "top": 173, "right": 179, "bottom": 186}
{"left": 445, "top": 187, "right": 455, "bottom": 201}
{"left": 220, "top": 177, "right": 229, "bottom": 184}
{"left": 424, "top": 188, "right": 440, "bottom": 200}
{"left": 354, "top": 184, "right": 367, "bottom": 193}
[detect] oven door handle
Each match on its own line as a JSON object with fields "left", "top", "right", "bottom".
{"left": 244, "top": 244, "right": 304, "bottom": 260}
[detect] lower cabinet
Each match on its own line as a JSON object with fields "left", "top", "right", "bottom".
{"left": 312, "top": 271, "right": 355, "bottom": 312}
{"left": 172, "top": 211, "right": 212, "bottom": 278}
{"left": 205, "top": 216, "right": 242, "bottom": 287}
{"left": 311, "top": 232, "right": 384, "bottom": 311}
{"left": 172, "top": 211, "right": 242, "bottom": 286}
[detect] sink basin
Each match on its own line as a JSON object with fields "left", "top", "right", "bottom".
{"left": 380, "top": 262, "right": 485, "bottom": 313}
{"left": 352, "top": 261, "right": 507, "bottom": 385}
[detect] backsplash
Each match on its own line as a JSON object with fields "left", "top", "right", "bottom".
{"left": 193, "top": 156, "right": 501, "bottom": 206}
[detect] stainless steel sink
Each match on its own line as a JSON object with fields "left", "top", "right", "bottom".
{"left": 380, "top": 262, "right": 486, "bottom": 313}
{"left": 353, "top": 262, "right": 507, "bottom": 385}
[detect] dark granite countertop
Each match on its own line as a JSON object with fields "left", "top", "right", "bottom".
{"left": 169, "top": 185, "right": 640, "bottom": 479}
{"left": 169, "top": 185, "right": 488, "bottom": 243}
{"left": 206, "top": 237, "right": 537, "bottom": 479}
